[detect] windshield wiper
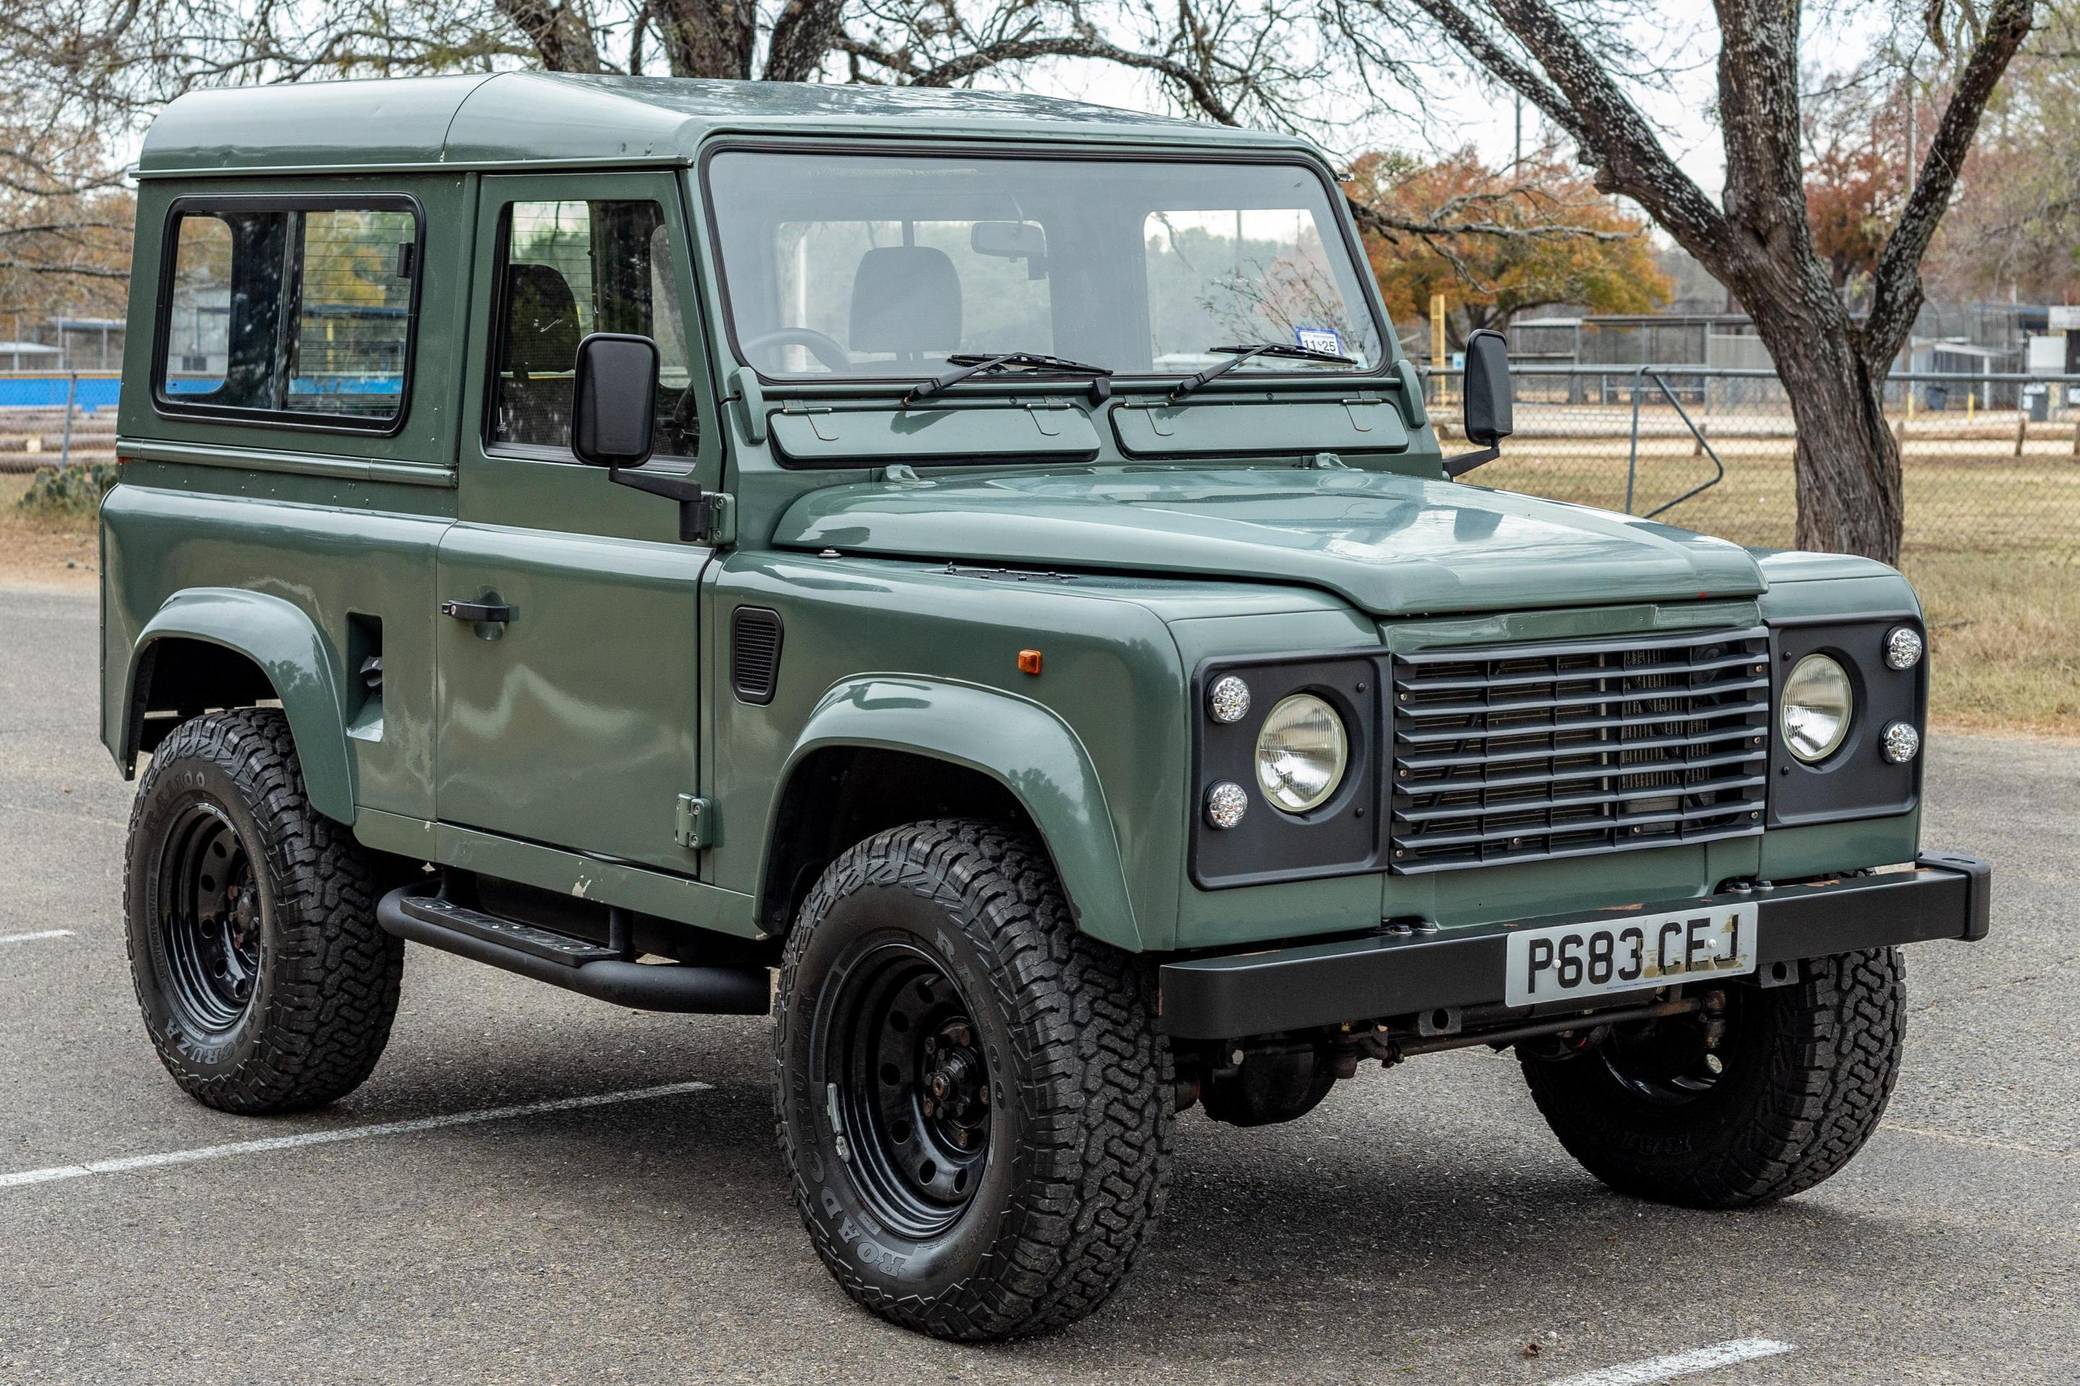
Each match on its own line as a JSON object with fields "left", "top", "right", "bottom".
{"left": 903, "top": 351, "right": 1113, "bottom": 408}
{"left": 1169, "top": 341, "right": 1356, "bottom": 403}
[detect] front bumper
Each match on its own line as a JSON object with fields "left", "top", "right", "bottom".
{"left": 1158, "top": 852, "right": 1990, "bottom": 1040}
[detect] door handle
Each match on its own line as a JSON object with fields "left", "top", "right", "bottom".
{"left": 441, "top": 599, "right": 514, "bottom": 624}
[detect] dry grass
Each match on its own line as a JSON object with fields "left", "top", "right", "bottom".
{"left": 0, "top": 473, "right": 99, "bottom": 589}
{"left": 1909, "top": 554, "right": 2080, "bottom": 737}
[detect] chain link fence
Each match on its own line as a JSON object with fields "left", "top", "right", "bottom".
{"left": 1426, "top": 365, "right": 2080, "bottom": 563}
{"left": 0, "top": 372, "right": 120, "bottom": 473}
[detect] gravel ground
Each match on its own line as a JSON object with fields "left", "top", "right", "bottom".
{"left": 2, "top": 581, "right": 2074, "bottom": 1385}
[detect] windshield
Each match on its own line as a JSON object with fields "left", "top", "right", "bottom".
{"left": 705, "top": 150, "right": 1383, "bottom": 382}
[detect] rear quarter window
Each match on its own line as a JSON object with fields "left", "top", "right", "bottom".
{"left": 154, "top": 197, "right": 422, "bottom": 430}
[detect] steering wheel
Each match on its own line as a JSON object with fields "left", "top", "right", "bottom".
{"left": 741, "top": 327, "right": 851, "bottom": 374}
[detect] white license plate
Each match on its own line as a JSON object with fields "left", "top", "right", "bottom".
{"left": 1504, "top": 903, "right": 1759, "bottom": 1008}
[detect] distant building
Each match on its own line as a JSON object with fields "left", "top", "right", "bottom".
{"left": 0, "top": 340, "right": 63, "bottom": 372}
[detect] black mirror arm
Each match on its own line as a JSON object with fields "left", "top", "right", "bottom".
{"left": 610, "top": 466, "right": 719, "bottom": 543}
{"left": 1442, "top": 444, "right": 1501, "bottom": 479}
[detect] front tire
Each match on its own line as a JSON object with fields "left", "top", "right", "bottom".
{"left": 1521, "top": 949, "right": 1905, "bottom": 1207}
{"left": 124, "top": 708, "right": 404, "bottom": 1114}
{"left": 774, "top": 820, "right": 1173, "bottom": 1340}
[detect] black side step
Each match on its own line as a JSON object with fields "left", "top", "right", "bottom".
{"left": 377, "top": 888, "right": 770, "bottom": 1015}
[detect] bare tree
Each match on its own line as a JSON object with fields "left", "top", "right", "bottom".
{"left": 1397, "top": 0, "right": 2035, "bottom": 560}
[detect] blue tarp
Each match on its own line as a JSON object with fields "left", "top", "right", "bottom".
{"left": 0, "top": 376, "right": 122, "bottom": 411}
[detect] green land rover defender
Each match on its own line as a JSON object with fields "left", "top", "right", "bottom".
{"left": 103, "top": 73, "right": 1989, "bottom": 1340}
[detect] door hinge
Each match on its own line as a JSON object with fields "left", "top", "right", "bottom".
{"left": 700, "top": 492, "right": 735, "bottom": 546}
{"left": 675, "top": 794, "right": 716, "bottom": 850}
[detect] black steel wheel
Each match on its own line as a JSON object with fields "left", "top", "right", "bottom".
{"left": 125, "top": 708, "right": 404, "bottom": 1114}
{"left": 775, "top": 820, "right": 1173, "bottom": 1341}
{"left": 1520, "top": 950, "right": 1906, "bottom": 1208}
{"left": 153, "top": 801, "right": 263, "bottom": 1034}
{"left": 825, "top": 940, "right": 992, "bottom": 1238}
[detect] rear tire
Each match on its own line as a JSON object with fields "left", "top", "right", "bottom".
{"left": 774, "top": 820, "right": 1173, "bottom": 1340}
{"left": 1520, "top": 949, "right": 1905, "bottom": 1208}
{"left": 124, "top": 708, "right": 404, "bottom": 1114}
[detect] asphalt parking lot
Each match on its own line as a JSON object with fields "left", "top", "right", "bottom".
{"left": 2, "top": 579, "right": 2076, "bottom": 1385}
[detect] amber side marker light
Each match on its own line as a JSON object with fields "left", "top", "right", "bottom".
{"left": 1017, "top": 649, "right": 1044, "bottom": 676}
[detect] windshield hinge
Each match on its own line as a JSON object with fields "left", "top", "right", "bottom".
{"left": 729, "top": 366, "right": 768, "bottom": 443}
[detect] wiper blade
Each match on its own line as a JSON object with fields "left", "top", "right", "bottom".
{"left": 1170, "top": 341, "right": 1356, "bottom": 403}
{"left": 903, "top": 351, "right": 1113, "bottom": 407}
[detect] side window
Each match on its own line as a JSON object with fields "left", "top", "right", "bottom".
{"left": 155, "top": 200, "right": 418, "bottom": 426}
{"left": 490, "top": 199, "right": 697, "bottom": 456}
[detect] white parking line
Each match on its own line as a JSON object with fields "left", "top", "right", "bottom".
{"left": 1544, "top": 1338, "right": 1796, "bottom": 1386}
{"left": 0, "top": 929, "right": 76, "bottom": 946}
{"left": 0, "top": 1080, "right": 711, "bottom": 1191}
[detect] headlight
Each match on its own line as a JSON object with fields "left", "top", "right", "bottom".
{"left": 1885, "top": 626, "right": 1924, "bottom": 670}
{"left": 1782, "top": 653, "right": 1853, "bottom": 762}
{"left": 1254, "top": 693, "right": 1348, "bottom": 812}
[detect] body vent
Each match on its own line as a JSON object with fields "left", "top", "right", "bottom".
{"left": 731, "top": 607, "right": 784, "bottom": 705}
{"left": 1388, "top": 627, "right": 1771, "bottom": 873}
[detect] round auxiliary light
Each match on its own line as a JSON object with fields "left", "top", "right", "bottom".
{"left": 1254, "top": 694, "right": 1349, "bottom": 813}
{"left": 1885, "top": 626, "right": 1924, "bottom": 671}
{"left": 1205, "top": 781, "right": 1249, "bottom": 830}
{"left": 1881, "top": 721, "right": 1921, "bottom": 764}
{"left": 1781, "top": 653, "right": 1854, "bottom": 763}
{"left": 1208, "top": 674, "right": 1252, "bottom": 725}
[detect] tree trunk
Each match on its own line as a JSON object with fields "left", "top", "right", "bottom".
{"left": 1744, "top": 306, "right": 1905, "bottom": 561}
{"left": 654, "top": 0, "right": 756, "bottom": 77}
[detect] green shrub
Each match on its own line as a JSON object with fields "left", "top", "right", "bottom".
{"left": 15, "top": 462, "right": 118, "bottom": 520}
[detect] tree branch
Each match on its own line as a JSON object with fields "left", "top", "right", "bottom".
{"left": 894, "top": 31, "right": 1243, "bottom": 124}
{"left": 1415, "top": 0, "right": 1730, "bottom": 261}
{"left": 1349, "top": 198, "right": 1634, "bottom": 242}
{"left": 1864, "top": 0, "right": 2036, "bottom": 368}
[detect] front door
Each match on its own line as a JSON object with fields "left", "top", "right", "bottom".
{"left": 436, "top": 171, "right": 719, "bottom": 873}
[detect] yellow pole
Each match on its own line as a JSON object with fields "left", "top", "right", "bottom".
{"left": 1966, "top": 389, "right": 1976, "bottom": 423}
{"left": 1430, "top": 291, "right": 1448, "bottom": 406}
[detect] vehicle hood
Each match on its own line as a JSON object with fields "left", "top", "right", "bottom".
{"left": 769, "top": 468, "right": 1766, "bottom": 617}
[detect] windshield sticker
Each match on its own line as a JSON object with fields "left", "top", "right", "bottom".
{"left": 1294, "top": 326, "right": 1344, "bottom": 357}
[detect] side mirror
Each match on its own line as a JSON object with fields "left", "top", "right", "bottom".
{"left": 1444, "top": 328, "right": 1513, "bottom": 478}
{"left": 576, "top": 332, "right": 716, "bottom": 544}
{"left": 571, "top": 332, "right": 659, "bottom": 469}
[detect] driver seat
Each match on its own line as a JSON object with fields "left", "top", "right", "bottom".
{"left": 496, "top": 262, "right": 581, "bottom": 446}
{"left": 849, "top": 246, "right": 962, "bottom": 358}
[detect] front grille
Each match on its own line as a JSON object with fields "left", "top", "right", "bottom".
{"left": 1388, "top": 627, "right": 1771, "bottom": 873}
